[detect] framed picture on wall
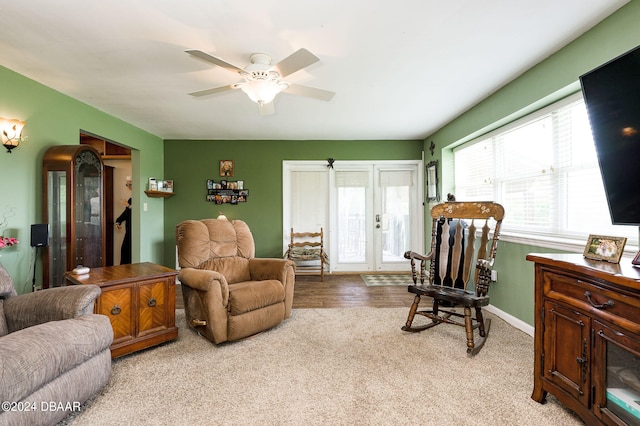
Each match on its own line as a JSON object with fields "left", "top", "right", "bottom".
{"left": 426, "top": 160, "right": 438, "bottom": 201}
{"left": 220, "top": 160, "right": 234, "bottom": 177}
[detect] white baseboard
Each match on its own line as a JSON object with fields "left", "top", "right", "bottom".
{"left": 485, "top": 304, "right": 534, "bottom": 337}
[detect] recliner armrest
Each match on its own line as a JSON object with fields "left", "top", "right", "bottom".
{"left": 178, "top": 268, "right": 229, "bottom": 306}
{"left": 4, "top": 285, "right": 101, "bottom": 333}
{"left": 248, "top": 258, "right": 295, "bottom": 283}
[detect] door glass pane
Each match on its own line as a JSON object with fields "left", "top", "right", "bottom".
{"left": 336, "top": 170, "right": 369, "bottom": 265}
{"left": 337, "top": 186, "right": 366, "bottom": 263}
{"left": 379, "top": 170, "right": 413, "bottom": 263}
{"left": 381, "top": 185, "right": 410, "bottom": 262}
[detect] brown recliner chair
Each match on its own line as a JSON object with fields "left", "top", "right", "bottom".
{"left": 176, "top": 219, "right": 295, "bottom": 344}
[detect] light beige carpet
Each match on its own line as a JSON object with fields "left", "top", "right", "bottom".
{"left": 59, "top": 308, "right": 581, "bottom": 425}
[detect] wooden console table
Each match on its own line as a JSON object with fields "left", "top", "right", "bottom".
{"left": 65, "top": 262, "right": 178, "bottom": 358}
{"left": 527, "top": 253, "right": 640, "bottom": 425}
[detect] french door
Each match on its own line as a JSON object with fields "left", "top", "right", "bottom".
{"left": 283, "top": 161, "right": 423, "bottom": 273}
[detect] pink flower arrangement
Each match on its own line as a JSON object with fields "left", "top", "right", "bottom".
{"left": 0, "top": 236, "right": 18, "bottom": 250}
{"left": 0, "top": 208, "right": 18, "bottom": 250}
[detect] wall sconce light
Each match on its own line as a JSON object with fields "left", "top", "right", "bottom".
{"left": 1, "top": 118, "right": 26, "bottom": 153}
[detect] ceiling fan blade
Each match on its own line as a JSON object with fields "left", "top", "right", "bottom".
{"left": 188, "top": 85, "right": 236, "bottom": 97}
{"left": 185, "top": 49, "right": 245, "bottom": 74}
{"left": 283, "top": 84, "right": 335, "bottom": 102}
{"left": 258, "top": 101, "right": 276, "bottom": 116}
{"left": 272, "top": 48, "right": 319, "bottom": 78}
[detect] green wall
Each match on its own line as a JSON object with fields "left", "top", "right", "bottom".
{"left": 163, "top": 139, "right": 423, "bottom": 261}
{"left": 425, "top": 1, "right": 640, "bottom": 325}
{"left": 3, "top": 1, "right": 638, "bottom": 324}
{"left": 0, "top": 66, "right": 166, "bottom": 293}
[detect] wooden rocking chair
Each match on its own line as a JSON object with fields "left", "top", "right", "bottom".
{"left": 402, "top": 201, "right": 505, "bottom": 355}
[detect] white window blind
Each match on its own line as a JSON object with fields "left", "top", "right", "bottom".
{"left": 454, "top": 95, "right": 637, "bottom": 245}
{"left": 379, "top": 170, "right": 414, "bottom": 187}
{"left": 335, "top": 171, "right": 369, "bottom": 187}
{"left": 290, "top": 170, "right": 328, "bottom": 231}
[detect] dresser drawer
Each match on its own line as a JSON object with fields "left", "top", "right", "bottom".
{"left": 544, "top": 271, "right": 640, "bottom": 330}
{"left": 138, "top": 279, "right": 168, "bottom": 336}
{"left": 96, "top": 286, "right": 134, "bottom": 343}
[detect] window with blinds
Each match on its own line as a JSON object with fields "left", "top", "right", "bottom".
{"left": 454, "top": 94, "right": 637, "bottom": 244}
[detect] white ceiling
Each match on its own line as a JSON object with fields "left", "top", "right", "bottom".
{"left": 0, "top": 1, "right": 629, "bottom": 141}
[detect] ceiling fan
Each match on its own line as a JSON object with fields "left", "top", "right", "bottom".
{"left": 186, "top": 48, "right": 335, "bottom": 115}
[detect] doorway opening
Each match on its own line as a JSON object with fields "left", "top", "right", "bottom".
{"left": 80, "top": 132, "right": 132, "bottom": 266}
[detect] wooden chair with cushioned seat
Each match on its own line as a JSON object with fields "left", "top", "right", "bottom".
{"left": 402, "top": 201, "right": 505, "bottom": 355}
{"left": 287, "top": 228, "right": 326, "bottom": 281}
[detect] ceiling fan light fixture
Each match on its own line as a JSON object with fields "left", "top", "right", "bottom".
{"left": 186, "top": 48, "right": 334, "bottom": 110}
{"left": 239, "top": 72, "right": 289, "bottom": 104}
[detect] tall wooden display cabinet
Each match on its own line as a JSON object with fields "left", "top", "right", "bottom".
{"left": 42, "top": 145, "right": 106, "bottom": 288}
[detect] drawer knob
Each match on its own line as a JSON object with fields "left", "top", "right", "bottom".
{"left": 584, "top": 291, "right": 614, "bottom": 310}
{"left": 111, "top": 304, "right": 122, "bottom": 315}
{"left": 148, "top": 297, "right": 157, "bottom": 307}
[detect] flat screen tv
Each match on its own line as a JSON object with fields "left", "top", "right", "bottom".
{"left": 580, "top": 44, "right": 640, "bottom": 226}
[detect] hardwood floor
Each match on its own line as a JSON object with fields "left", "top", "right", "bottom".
{"left": 175, "top": 273, "right": 414, "bottom": 310}
{"left": 291, "top": 274, "right": 414, "bottom": 308}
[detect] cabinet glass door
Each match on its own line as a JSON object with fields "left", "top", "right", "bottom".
{"left": 74, "top": 149, "right": 102, "bottom": 268}
{"left": 594, "top": 321, "right": 640, "bottom": 425}
{"left": 47, "top": 171, "right": 67, "bottom": 288}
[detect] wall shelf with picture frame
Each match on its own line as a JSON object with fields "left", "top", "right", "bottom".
{"left": 144, "top": 190, "right": 175, "bottom": 198}
{"left": 145, "top": 178, "right": 174, "bottom": 198}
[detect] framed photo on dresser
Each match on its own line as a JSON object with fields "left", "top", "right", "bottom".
{"left": 583, "top": 234, "right": 626, "bottom": 263}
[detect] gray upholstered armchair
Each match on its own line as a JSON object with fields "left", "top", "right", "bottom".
{"left": 0, "top": 263, "right": 113, "bottom": 426}
{"left": 176, "top": 219, "right": 295, "bottom": 344}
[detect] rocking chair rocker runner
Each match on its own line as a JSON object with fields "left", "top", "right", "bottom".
{"left": 402, "top": 201, "right": 505, "bottom": 355}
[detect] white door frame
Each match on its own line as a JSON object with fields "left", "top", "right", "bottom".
{"left": 330, "top": 160, "right": 424, "bottom": 272}
{"left": 283, "top": 159, "right": 424, "bottom": 273}
{"left": 282, "top": 161, "right": 329, "bottom": 253}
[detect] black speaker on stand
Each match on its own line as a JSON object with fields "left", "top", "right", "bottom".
{"left": 30, "top": 224, "right": 49, "bottom": 292}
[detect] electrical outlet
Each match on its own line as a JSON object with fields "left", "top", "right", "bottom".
{"left": 491, "top": 270, "right": 498, "bottom": 282}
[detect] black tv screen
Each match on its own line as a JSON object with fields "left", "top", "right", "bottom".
{"left": 580, "top": 44, "right": 640, "bottom": 226}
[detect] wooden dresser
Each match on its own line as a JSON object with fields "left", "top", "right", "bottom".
{"left": 65, "top": 262, "right": 178, "bottom": 358}
{"left": 527, "top": 253, "right": 640, "bottom": 425}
